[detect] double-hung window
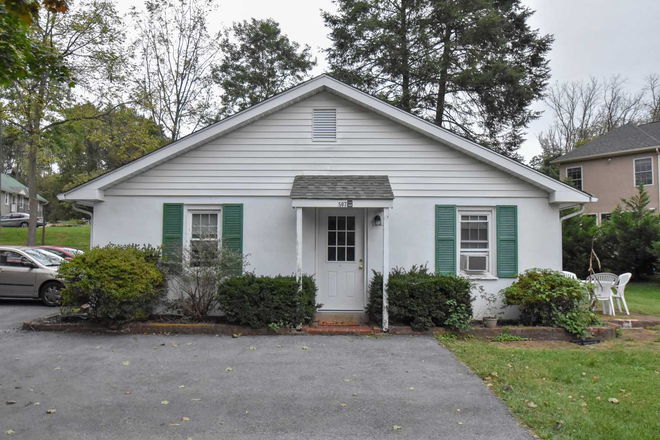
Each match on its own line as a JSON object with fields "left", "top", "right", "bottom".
{"left": 634, "top": 157, "right": 653, "bottom": 186}
{"left": 459, "top": 212, "right": 493, "bottom": 276}
{"left": 566, "top": 167, "right": 583, "bottom": 191}
{"left": 188, "top": 211, "right": 221, "bottom": 267}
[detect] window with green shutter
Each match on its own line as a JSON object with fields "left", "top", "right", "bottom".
{"left": 162, "top": 203, "right": 183, "bottom": 260}
{"left": 435, "top": 205, "right": 456, "bottom": 275}
{"left": 497, "top": 205, "right": 518, "bottom": 278}
{"left": 222, "top": 204, "right": 243, "bottom": 254}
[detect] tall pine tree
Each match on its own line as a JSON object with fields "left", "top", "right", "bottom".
{"left": 322, "top": 0, "right": 553, "bottom": 159}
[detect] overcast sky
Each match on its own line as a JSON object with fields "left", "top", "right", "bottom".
{"left": 117, "top": 0, "right": 660, "bottom": 162}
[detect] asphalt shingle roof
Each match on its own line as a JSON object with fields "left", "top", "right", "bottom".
{"left": 554, "top": 121, "right": 660, "bottom": 163}
{"left": 290, "top": 175, "right": 394, "bottom": 200}
{"left": 1, "top": 174, "right": 48, "bottom": 203}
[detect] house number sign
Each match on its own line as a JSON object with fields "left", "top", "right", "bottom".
{"left": 338, "top": 200, "right": 353, "bottom": 208}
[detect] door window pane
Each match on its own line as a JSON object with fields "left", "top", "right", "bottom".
{"left": 328, "top": 247, "right": 336, "bottom": 261}
{"left": 327, "top": 215, "right": 356, "bottom": 262}
{"left": 337, "top": 247, "right": 345, "bottom": 261}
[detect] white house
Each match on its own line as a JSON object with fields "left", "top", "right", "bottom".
{"left": 58, "top": 75, "right": 595, "bottom": 328}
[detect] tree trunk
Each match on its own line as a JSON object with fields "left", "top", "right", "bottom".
{"left": 435, "top": 27, "right": 452, "bottom": 126}
{"left": 26, "top": 74, "right": 48, "bottom": 246}
{"left": 0, "top": 119, "right": 3, "bottom": 234}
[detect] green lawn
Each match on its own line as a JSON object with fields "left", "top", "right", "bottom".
{"left": 624, "top": 282, "right": 660, "bottom": 316}
{"left": 0, "top": 225, "right": 90, "bottom": 250}
{"left": 441, "top": 337, "right": 660, "bottom": 439}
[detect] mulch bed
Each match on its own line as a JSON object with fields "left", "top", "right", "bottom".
{"left": 23, "top": 314, "right": 617, "bottom": 340}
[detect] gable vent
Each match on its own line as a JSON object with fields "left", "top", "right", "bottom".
{"left": 312, "top": 109, "right": 337, "bottom": 142}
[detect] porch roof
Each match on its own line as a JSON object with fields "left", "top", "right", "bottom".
{"left": 290, "top": 175, "right": 394, "bottom": 200}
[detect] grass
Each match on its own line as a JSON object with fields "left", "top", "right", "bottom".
{"left": 624, "top": 282, "right": 660, "bottom": 316}
{"left": 441, "top": 336, "right": 660, "bottom": 439}
{"left": 0, "top": 225, "right": 90, "bottom": 250}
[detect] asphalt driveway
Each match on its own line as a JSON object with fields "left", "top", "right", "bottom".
{"left": 1, "top": 316, "right": 531, "bottom": 439}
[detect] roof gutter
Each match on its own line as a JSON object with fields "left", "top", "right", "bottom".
{"left": 553, "top": 145, "right": 660, "bottom": 164}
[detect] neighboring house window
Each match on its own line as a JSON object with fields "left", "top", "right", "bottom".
{"left": 600, "top": 213, "right": 611, "bottom": 223}
{"left": 19, "top": 197, "right": 23, "bottom": 208}
{"left": 634, "top": 157, "right": 653, "bottom": 186}
{"left": 459, "top": 211, "right": 493, "bottom": 276}
{"left": 566, "top": 167, "right": 583, "bottom": 191}
{"left": 3, "top": 193, "right": 7, "bottom": 205}
{"left": 187, "top": 210, "right": 221, "bottom": 266}
{"left": 312, "top": 109, "right": 337, "bottom": 142}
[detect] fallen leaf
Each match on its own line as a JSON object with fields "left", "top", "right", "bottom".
{"left": 457, "top": 409, "right": 461, "bottom": 412}
{"left": 125, "top": 392, "right": 131, "bottom": 395}
{"left": 46, "top": 409, "right": 56, "bottom": 414}
{"left": 178, "top": 385, "right": 185, "bottom": 389}
{"left": 95, "top": 346, "right": 101, "bottom": 349}
{"left": 302, "top": 346, "right": 308, "bottom": 350}
{"left": 34, "top": 403, "right": 40, "bottom": 406}
{"left": 608, "top": 398, "right": 619, "bottom": 404}
{"left": 277, "top": 345, "right": 282, "bottom": 348}
{"left": 527, "top": 402, "right": 538, "bottom": 408}
{"left": 182, "top": 417, "right": 190, "bottom": 422}
{"left": 483, "top": 376, "right": 492, "bottom": 382}
{"left": 191, "top": 398, "right": 201, "bottom": 401}
{"left": 596, "top": 396, "right": 601, "bottom": 401}
{"left": 232, "top": 334, "right": 241, "bottom": 338}
{"left": 340, "top": 403, "right": 347, "bottom": 407}
{"left": 353, "top": 393, "right": 358, "bottom": 396}
{"left": 172, "top": 344, "right": 178, "bottom": 347}
{"left": 409, "top": 387, "right": 415, "bottom": 391}
{"left": 5, "top": 429, "right": 14, "bottom": 435}
{"left": 248, "top": 346, "right": 257, "bottom": 350}
{"left": 393, "top": 425, "right": 402, "bottom": 430}
{"left": 582, "top": 372, "right": 587, "bottom": 376}
{"left": 121, "top": 361, "right": 130, "bottom": 366}
{"left": 226, "top": 367, "right": 232, "bottom": 372}
{"left": 502, "top": 385, "right": 513, "bottom": 391}
{"left": 161, "top": 401, "right": 169, "bottom": 405}
{"left": 458, "top": 422, "right": 464, "bottom": 425}
{"left": 6, "top": 401, "right": 16, "bottom": 405}
{"left": 186, "top": 343, "right": 192, "bottom": 346}
{"left": 344, "top": 379, "right": 351, "bottom": 382}
{"left": 593, "top": 376, "right": 599, "bottom": 383}
{"left": 170, "top": 423, "right": 180, "bottom": 427}
{"left": 54, "top": 367, "right": 60, "bottom": 371}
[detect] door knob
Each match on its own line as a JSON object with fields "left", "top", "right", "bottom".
{"left": 359, "top": 265, "right": 363, "bottom": 270}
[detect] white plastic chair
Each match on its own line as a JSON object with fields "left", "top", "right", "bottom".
{"left": 562, "top": 271, "right": 578, "bottom": 280}
{"left": 585, "top": 273, "right": 618, "bottom": 316}
{"left": 611, "top": 273, "right": 632, "bottom": 315}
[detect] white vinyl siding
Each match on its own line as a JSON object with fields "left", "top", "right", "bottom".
{"left": 107, "top": 92, "right": 546, "bottom": 199}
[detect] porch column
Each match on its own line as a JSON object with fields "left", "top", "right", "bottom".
{"left": 382, "top": 207, "right": 390, "bottom": 332}
{"left": 296, "top": 207, "right": 303, "bottom": 289}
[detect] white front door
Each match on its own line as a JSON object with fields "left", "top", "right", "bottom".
{"left": 317, "top": 209, "right": 365, "bottom": 311}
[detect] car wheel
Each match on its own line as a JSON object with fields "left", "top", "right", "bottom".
{"left": 40, "top": 282, "right": 62, "bottom": 307}
{"left": 20, "top": 222, "right": 28, "bottom": 228}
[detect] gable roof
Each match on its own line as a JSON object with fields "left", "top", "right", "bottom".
{"left": 1, "top": 174, "right": 48, "bottom": 203}
{"left": 553, "top": 121, "right": 660, "bottom": 164}
{"left": 58, "top": 74, "right": 593, "bottom": 205}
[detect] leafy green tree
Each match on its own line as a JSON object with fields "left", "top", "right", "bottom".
{"left": 599, "top": 185, "right": 660, "bottom": 279}
{"left": 322, "top": 0, "right": 552, "bottom": 158}
{"left": 2, "top": 0, "right": 126, "bottom": 244}
{"left": 562, "top": 213, "right": 599, "bottom": 279}
{"left": 212, "top": 18, "right": 316, "bottom": 117}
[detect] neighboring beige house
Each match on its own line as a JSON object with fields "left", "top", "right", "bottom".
{"left": 554, "top": 121, "right": 660, "bottom": 224}
{"left": 1, "top": 174, "right": 48, "bottom": 216}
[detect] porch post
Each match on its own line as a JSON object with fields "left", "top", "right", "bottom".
{"left": 296, "top": 207, "right": 303, "bottom": 289}
{"left": 382, "top": 207, "right": 390, "bottom": 332}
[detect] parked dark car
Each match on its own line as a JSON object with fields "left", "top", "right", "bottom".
{"left": 0, "top": 213, "right": 45, "bottom": 228}
{"left": 35, "top": 246, "right": 84, "bottom": 261}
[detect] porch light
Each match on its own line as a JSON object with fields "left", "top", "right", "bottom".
{"left": 374, "top": 215, "right": 382, "bottom": 226}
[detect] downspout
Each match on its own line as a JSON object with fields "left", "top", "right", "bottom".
{"left": 560, "top": 204, "right": 585, "bottom": 222}
{"left": 72, "top": 202, "right": 93, "bottom": 249}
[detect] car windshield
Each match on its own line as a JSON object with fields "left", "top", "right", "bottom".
{"left": 23, "top": 249, "right": 65, "bottom": 266}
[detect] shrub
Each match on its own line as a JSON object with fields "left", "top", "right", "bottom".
{"left": 159, "top": 240, "right": 249, "bottom": 321}
{"left": 58, "top": 244, "right": 166, "bottom": 322}
{"left": 216, "top": 274, "right": 321, "bottom": 328}
{"left": 366, "top": 265, "right": 475, "bottom": 332}
{"left": 502, "top": 268, "right": 600, "bottom": 338}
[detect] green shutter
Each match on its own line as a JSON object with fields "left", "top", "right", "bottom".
{"left": 497, "top": 205, "right": 518, "bottom": 278}
{"left": 435, "top": 205, "right": 456, "bottom": 275}
{"left": 162, "top": 203, "right": 183, "bottom": 260}
{"left": 223, "top": 204, "right": 243, "bottom": 254}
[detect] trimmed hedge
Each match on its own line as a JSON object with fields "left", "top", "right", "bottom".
{"left": 58, "top": 244, "right": 166, "bottom": 322}
{"left": 217, "top": 274, "right": 321, "bottom": 328}
{"left": 367, "top": 265, "right": 475, "bottom": 331}
{"left": 502, "top": 268, "right": 601, "bottom": 338}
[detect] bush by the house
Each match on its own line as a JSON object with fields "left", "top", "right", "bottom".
{"left": 216, "top": 274, "right": 321, "bottom": 328}
{"left": 159, "top": 240, "right": 249, "bottom": 321}
{"left": 502, "top": 268, "right": 600, "bottom": 338}
{"left": 58, "top": 244, "right": 166, "bottom": 322}
{"left": 367, "top": 265, "right": 475, "bottom": 332}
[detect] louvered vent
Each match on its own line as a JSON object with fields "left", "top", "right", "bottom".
{"left": 312, "top": 109, "right": 337, "bottom": 141}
